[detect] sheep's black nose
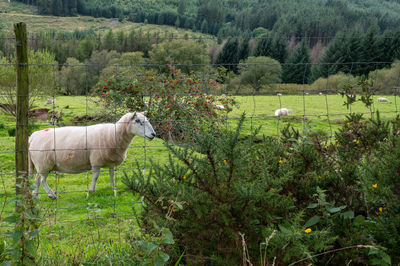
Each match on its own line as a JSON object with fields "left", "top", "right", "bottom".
{"left": 151, "top": 133, "right": 156, "bottom": 137}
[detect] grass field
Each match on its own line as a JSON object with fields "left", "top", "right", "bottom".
{"left": 0, "top": 94, "right": 399, "bottom": 262}
{"left": 0, "top": 1, "right": 213, "bottom": 39}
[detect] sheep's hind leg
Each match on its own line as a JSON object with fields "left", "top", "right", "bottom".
{"left": 40, "top": 173, "right": 57, "bottom": 199}
{"left": 109, "top": 168, "right": 117, "bottom": 198}
{"left": 32, "top": 173, "right": 41, "bottom": 197}
{"left": 89, "top": 167, "right": 100, "bottom": 192}
{"left": 109, "top": 168, "right": 115, "bottom": 187}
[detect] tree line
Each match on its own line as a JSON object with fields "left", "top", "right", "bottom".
{"left": 13, "top": 0, "right": 400, "bottom": 40}
{"left": 1, "top": 25, "right": 399, "bottom": 93}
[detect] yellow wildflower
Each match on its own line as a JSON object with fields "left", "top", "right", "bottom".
{"left": 183, "top": 175, "right": 186, "bottom": 180}
{"left": 324, "top": 145, "right": 328, "bottom": 149}
{"left": 356, "top": 140, "right": 359, "bottom": 144}
{"left": 335, "top": 139, "right": 339, "bottom": 143}
{"left": 304, "top": 228, "right": 312, "bottom": 234}
{"left": 379, "top": 207, "right": 383, "bottom": 212}
{"left": 372, "top": 183, "right": 378, "bottom": 189}
{"left": 279, "top": 159, "right": 283, "bottom": 164}
{"left": 224, "top": 160, "right": 227, "bottom": 164}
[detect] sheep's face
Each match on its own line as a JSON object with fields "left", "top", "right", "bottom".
{"left": 129, "top": 112, "right": 156, "bottom": 140}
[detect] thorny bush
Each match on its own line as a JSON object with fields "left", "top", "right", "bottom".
{"left": 124, "top": 113, "right": 400, "bottom": 265}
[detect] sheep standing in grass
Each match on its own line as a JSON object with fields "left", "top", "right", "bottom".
{"left": 274, "top": 108, "right": 292, "bottom": 116}
{"left": 377, "top": 97, "right": 390, "bottom": 103}
{"left": 28, "top": 112, "right": 156, "bottom": 199}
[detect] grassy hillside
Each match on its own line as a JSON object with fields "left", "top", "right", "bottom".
{"left": 0, "top": 0, "right": 212, "bottom": 38}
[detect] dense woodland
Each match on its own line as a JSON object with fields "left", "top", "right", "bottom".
{"left": 13, "top": 0, "right": 400, "bottom": 39}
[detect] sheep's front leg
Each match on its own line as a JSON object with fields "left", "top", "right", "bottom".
{"left": 32, "top": 173, "right": 41, "bottom": 197}
{"left": 89, "top": 167, "right": 100, "bottom": 192}
{"left": 40, "top": 173, "right": 57, "bottom": 199}
{"left": 109, "top": 168, "right": 115, "bottom": 187}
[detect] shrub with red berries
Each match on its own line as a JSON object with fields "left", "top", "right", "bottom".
{"left": 95, "top": 65, "right": 237, "bottom": 142}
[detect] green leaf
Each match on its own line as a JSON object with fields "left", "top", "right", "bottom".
{"left": 161, "top": 228, "right": 174, "bottom": 244}
{"left": 278, "top": 225, "right": 291, "bottom": 234}
{"left": 341, "top": 210, "right": 354, "bottom": 219}
{"left": 138, "top": 241, "right": 157, "bottom": 254}
{"left": 154, "top": 252, "right": 170, "bottom": 266}
{"left": 175, "top": 202, "right": 183, "bottom": 210}
{"left": 3, "top": 215, "right": 18, "bottom": 223}
{"left": 11, "top": 230, "right": 23, "bottom": 242}
{"left": 326, "top": 205, "right": 346, "bottom": 213}
{"left": 307, "top": 203, "right": 318, "bottom": 209}
{"left": 381, "top": 252, "right": 391, "bottom": 265}
{"left": 305, "top": 215, "right": 320, "bottom": 227}
{"left": 288, "top": 138, "right": 297, "bottom": 142}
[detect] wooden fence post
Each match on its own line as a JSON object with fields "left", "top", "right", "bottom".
{"left": 14, "top": 22, "right": 29, "bottom": 199}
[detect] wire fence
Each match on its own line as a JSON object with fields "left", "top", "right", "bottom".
{"left": 0, "top": 32, "right": 400, "bottom": 259}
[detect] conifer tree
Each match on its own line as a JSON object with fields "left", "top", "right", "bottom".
{"left": 201, "top": 20, "right": 208, "bottom": 34}
{"left": 216, "top": 37, "right": 239, "bottom": 72}
{"left": 238, "top": 38, "right": 249, "bottom": 61}
{"left": 360, "top": 26, "right": 381, "bottom": 75}
{"left": 282, "top": 41, "right": 311, "bottom": 84}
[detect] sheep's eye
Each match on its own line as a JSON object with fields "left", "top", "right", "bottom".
{"left": 135, "top": 119, "right": 141, "bottom": 123}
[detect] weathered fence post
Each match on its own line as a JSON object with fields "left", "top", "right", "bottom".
{"left": 14, "top": 22, "right": 29, "bottom": 199}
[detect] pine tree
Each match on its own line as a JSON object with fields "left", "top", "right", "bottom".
{"left": 360, "top": 26, "right": 381, "bottom": 75}
{"left": 216, "top": 37, "right": 239, "bottom": 72}
{"left": 282, "top": 41, "right": 311, "bottom": 84}
{"left": 271, "top": 34, "right": 288, "bottom": 63}
{"left": 201, "top": 20, "right": 208, "bottom": 34}
{"left": 238, "top": 38, "right": 249, "bottom": 61}
{"left": 253, "top": 34, "right": 273, "bottom": 57}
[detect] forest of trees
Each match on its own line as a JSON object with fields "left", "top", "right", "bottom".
{"left": 13, "top": 0, "right": 400, "bottom": 40}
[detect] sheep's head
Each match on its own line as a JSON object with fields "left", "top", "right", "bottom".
{"left": 128, "top": 112, "right": 156, "bottom": 140}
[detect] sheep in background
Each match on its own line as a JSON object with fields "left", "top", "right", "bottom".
{"left": 377, "top": 97, "right": 390, "bottom": 103}
{"left": 277, "top": 93, "right": 282, "bottom": 97}
{"left": 274, "top": 108, "right": 292, "bottom": 116}
{"left": 45, "top": 98, "right": 55, "bottom": 105}
{"left": 215, "top": 104, "right": 225, "bottom": 110}
{"left": 28, "top": 112, "right": 156, "bottom": 199}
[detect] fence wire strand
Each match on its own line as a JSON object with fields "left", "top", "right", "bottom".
{"left": 1, "top": 34, "right": 400, "bottom": 252}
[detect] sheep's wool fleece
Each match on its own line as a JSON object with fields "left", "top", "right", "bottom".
{"left": 29, "top": 122, "right": 133, "bottom": 173}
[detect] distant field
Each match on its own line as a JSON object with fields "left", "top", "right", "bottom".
{"left": 0, "top": 1, "right": 213, "bottom": 38}
{"left": 0, "top": 94, "right": 399, "bottom": 261}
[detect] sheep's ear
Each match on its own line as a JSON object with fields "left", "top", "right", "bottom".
{"left": 140, "top": 111, "right": 148, "bottom": 116}
{"left": 130, "top": 112, "right": 137, "bottom": 120}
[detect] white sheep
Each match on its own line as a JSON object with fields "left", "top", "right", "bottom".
{"left": 377, "top": 97, "right": 390, "bottom": 103}
{"left": 215, "top": 104, "right": 225, "bottom": 110}
{"left": 28, "top": 112, "right": 156, "bottom": 199}
{"left": 45, "top": 98, "right": 55, "bottom": 105}
{"left": 277, "top": 93, "right": 282, "bottom": 97}
{"left": 274, "top": 108, "right": 292, "bottom": 116}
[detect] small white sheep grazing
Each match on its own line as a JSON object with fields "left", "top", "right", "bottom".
{"left": 377, "top": 97, "right": 390, "bottom": 103}
{"left": 215, "top": 104, "right": 225, "bottom": 110}
{"left": 274, "top": 108, "right": 292, "bottom": 116}
{"left": 277, "top": 93, "right": 282, "bottom": 97}
{"left": 28, "top": 112, "right": 156, "bottom": 199}
{"left": 319, "top": 92, "right": 323, "bottom": 95}
{"left": 45, "top": 98, "right": 55, "bottom": 105}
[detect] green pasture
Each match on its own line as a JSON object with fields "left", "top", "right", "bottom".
{"left": 0, "top": 94, "right": 399, "bottom": 261}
